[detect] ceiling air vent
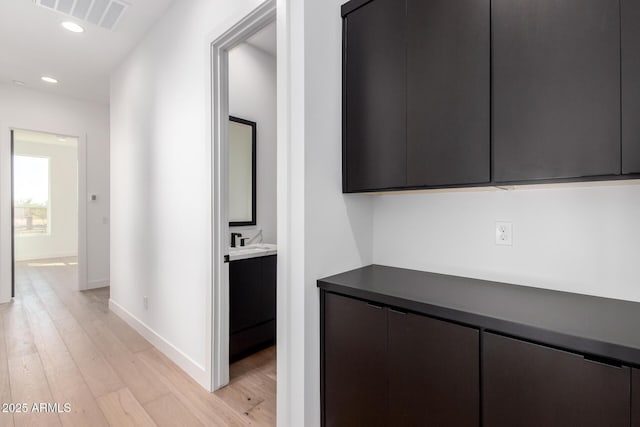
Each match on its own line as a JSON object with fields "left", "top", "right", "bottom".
{"left": 35, "top": 0, "right": 129, "bottom": 31}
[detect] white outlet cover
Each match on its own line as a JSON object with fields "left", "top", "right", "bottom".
{"left": 495, "top": 221, "right": 513, "bottom": 246}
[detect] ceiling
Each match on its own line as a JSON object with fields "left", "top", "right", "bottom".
{"left": 0, "top": 0, "right": 175, "bottom": 104}
{"left": 245, "top": 21, "right": 276, "bottom": 57}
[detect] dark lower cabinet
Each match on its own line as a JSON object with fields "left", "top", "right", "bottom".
{"left": 492, "top": 0, "right": 621, "bottom": 182}
{"left": 388, "top": 311, "right": 479, "bottom": 426}
{"left": 633, "top": 369, "right": 640, "bottom": 427}
{"left": 229, "top": 255, "right": 276, "bottom": 362}
{"left": 483, "top": 333, "right": 630, "bottom": 427}
{"left": 322, "top": 292, "right": 480, "bottom": 426}
{"left": 323, "top": 293, "right": 388, "bottom": 427}
{"left": 622, "top": 0, "right": 640, "bottom": 174}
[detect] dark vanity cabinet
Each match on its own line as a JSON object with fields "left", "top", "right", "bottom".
{"left": 492, "top": 0, "right": 621, "bottom": 182}
{"left": 229, "top": 255, "right": 276, "bottom": 362}
{"left": 322, "top": 292, "right": 479, "bottom": 426}
{"left": 483, "top": 333, "right": 630, "bottom": 427}
{"left": 633, "top": 369, "right": 640, "bottom": 427}
{"left": 622, "top": 0, "right": 640, "bottom": 174}
{"left": 342, "top": 0, "right": 490, "bottom": 192}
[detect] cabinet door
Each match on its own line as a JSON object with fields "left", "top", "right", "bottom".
{"left": 633, "top": 369, "right": 640, "bottom": 427}
{"left": 323, "top": 293, "right": 387, "bottom": 426}
{"left": 388, "top": 311, "right": 479, "bottom": 426}
{"left": 229, "top": 258, "right": 262, "bottom": 333}
{"left": 343, "top": 0, "right": 406, "bottom": 192}
{"left": 483, "top": 333, "right": 630, "bottom": 427}
{"left": 406, "top": 0, "right": 490, "bottom": 187}
{"left": 493, "top": 0, "right": 620, "bottom": 182}
{"left": 260, "top": 255, "right": 276, "bottom": 322}
{"left": 623, "top": 0, "right": 640, "bottom": 174}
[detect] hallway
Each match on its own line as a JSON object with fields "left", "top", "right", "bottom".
{"left": 1, "top": 259, "right": 276, "bottom": 427}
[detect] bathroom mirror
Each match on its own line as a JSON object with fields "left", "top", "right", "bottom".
{"left": 228, "top": 116, "right": 256, "bottom": 226}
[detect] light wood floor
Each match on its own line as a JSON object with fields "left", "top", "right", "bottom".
{"left": 0, "top": 258, "right": 276, "bottom": 427}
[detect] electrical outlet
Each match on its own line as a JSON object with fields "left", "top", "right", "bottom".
{"left": 143, "top": 296, "right": 148, "bottom": 310}
{"left": 495, "top": 222, "right": 513, "bottom": 246}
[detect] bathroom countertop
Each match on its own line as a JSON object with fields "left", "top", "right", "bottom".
{"left": 228, "top": 243, "right": 277, "bottom": 261}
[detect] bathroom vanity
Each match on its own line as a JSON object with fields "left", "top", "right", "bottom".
{"left": 229, "top": 244, "right": 277, "bottom": 362}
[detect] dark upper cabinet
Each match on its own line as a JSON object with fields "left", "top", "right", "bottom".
{"left": 483, "top": 333, "right": 630, "bottom": 427}
{"left": 343, "top": 0, "right": 406, "bottom": 192}
{"left": 388, "top": 310, "right": 479, "bottom": 426}
{"left": 323, "top": 293, "right": 388, "bottom": 426}
{"left": 492, "top": 0, "right": 621, "bottom": 182}
{"left": 622, "top": 0, "right": 640, "bottom": 174}
{"left": 633, "top": 369, "right": 640, "bottom": 427}
{"left": 406, "top": 0, "right": 490, "bottom": 187}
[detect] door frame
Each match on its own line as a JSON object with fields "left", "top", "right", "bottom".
{"left": 209, "top": 0, "right": 276, "bottom": 390}
{"left": 8, "top": 128, "right": 88, "bottom": 293}
{"left": 10, "top": 130, "right": 14, "bottom": 298}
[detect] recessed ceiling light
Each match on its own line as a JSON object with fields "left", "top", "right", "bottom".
{"left": 62, "top": 21, "right": 84, "bottom": 33}
{"left": 41, "top": 76, "right": 58, "bottom": 84}
{"left": 12, "top": 80, "right": 26, "bottom": 86}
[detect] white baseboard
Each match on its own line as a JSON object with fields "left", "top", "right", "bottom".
{"left": 87, "top": 279, "right": 109, "bottom": 289}
{"left": 108, "top": 298, "right": 209, "bottom": 390}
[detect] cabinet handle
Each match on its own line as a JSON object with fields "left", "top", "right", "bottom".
{"left": 366, "top": 303, "right": 384, "bottom": 310}
{"left": 583, "top": 354, "right": 623, "bottom": 368}
{"left": 388, "top": 308, "right": 407, "bottom": 315}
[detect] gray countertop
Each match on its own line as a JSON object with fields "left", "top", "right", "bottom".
{"left": 318, "top": 264, "right": 640, "bottom": 366}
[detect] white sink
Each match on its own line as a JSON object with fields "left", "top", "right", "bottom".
{"left": 228, "top": 243, "right": 277, "bottom": 261}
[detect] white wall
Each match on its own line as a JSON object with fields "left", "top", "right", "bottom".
{"left": 229, "top": 42, "right": 277, "bottom": 244}
{"left": 279, "top": 0, "right": 374, "bottom": 425}
{"left": 110, "top": 0, "right": 267, "bottom": 389}
{"left": 110, "top": 0, "right": 374, "bottom": 422}
{"left": 0, "top": 83, "right": 110, "bottom": 303}
{"left": 373, "top": 182, "right": 640, "bottom": 302}
{"left": 14, "top": 139, "right": 78, "bottom": 261}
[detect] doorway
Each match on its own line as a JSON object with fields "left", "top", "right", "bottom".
{"left": 210, "top": 0, "right": 276, "bottom": 391}
{"left": 11, "top": 129, "right": 81, "bottom": 296}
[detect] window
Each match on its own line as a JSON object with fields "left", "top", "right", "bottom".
{"left": 14, "top": 155, "right": 50, "bottom": 235}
